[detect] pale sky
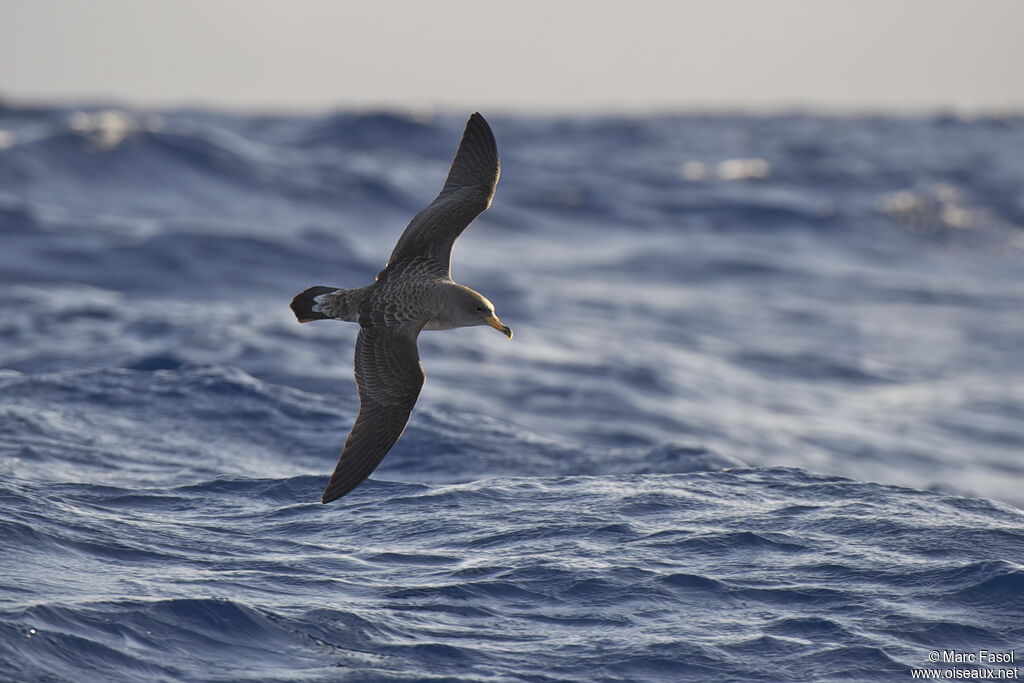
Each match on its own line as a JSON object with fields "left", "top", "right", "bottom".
{"left": 1, "top": 0, "right": 1021, "bottom": 112}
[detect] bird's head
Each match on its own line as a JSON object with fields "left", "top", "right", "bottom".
{"left": 448, "top": 285, "right": 512, "bottom": 339}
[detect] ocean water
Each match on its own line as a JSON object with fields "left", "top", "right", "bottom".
{"left": 0, "top": 105, "right": 1022, "bottom": 681}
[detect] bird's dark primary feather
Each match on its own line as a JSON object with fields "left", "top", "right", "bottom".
{"left": 384, "top": 113, "right": 500, "bottom": 276}
{"left": 321, "top": 325, "right": 425, "bottom": 503}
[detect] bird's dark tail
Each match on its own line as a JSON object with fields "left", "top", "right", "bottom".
{"left": 290, "top": 286, "right": 338, "bottom": 323}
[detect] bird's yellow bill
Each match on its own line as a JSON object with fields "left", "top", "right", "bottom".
{"left": 485, "top": 316, "right": 513, "bottom": 339}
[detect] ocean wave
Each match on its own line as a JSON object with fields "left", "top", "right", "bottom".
{"left": 2, "top": 468, "right": 1022, "bottom": 681}
{"left": 2, "top": 105, "right": 1024, "bottom": 681}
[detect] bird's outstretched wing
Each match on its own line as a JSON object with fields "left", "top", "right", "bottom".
{"left": 383, "top": 113, "right": 500, "bottom": 276}
{"left": 321, "top": 325, "right": 425, "bottom": 503}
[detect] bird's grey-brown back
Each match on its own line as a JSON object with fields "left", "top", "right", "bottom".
{"left": 288, "top": 113, "right": 511, "bottom": 504}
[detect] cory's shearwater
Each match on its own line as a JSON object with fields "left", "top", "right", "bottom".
{"left": 290, "top": 113, "right": 510, "bottom": 504}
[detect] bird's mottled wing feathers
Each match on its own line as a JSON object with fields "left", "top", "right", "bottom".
{"left": 384, "top": 113, "right": 499, "bottom": 274}
{"left": 321, "top": 326, "right": 425, "bottom": 503}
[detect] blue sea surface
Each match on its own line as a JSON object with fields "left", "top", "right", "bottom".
{"left": 0, "top": 105, "right": 1023, "bottom": 681}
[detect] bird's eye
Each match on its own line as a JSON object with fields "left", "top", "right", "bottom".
{"left": 476, "top": 306, "right": 486, "bottom": 312}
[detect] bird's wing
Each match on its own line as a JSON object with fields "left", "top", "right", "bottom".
{"left": 321, "top": 325, "right": 425, "bottom": 503}
{"left": 383, "top": 113, "right": 500, "bottom": 276}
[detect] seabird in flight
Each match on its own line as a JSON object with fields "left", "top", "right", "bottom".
{"left": 290, "top": 113, "right": 510, "bottom": 504}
